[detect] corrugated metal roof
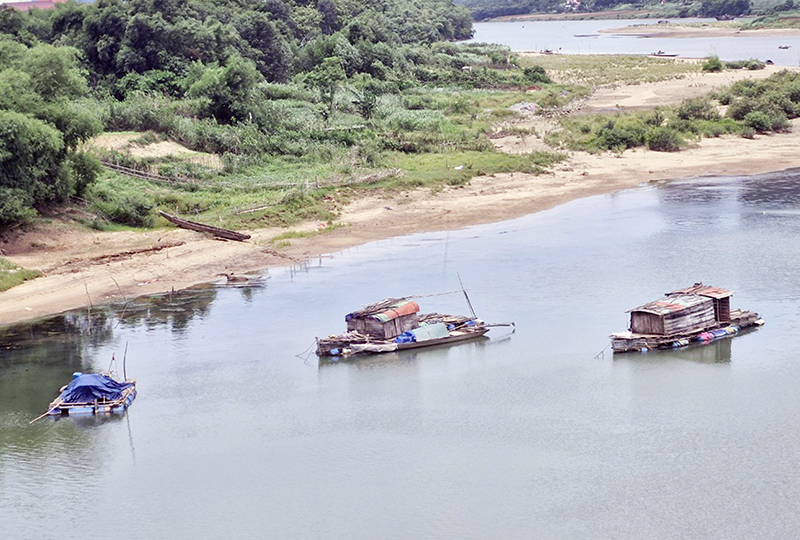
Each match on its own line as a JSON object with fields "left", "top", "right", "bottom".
{"left": 371, "top": 300, "right": 420, "bottom": 322}
{"left": 629, "top": 294, "right": 710, "bottom": 315}
{"left": 667, "top": 283, "right": 732, "bottom": 299}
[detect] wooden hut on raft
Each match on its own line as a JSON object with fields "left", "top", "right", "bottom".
{"left": 611, "top": 283, "right": 763, "bottom": 353}
{"left": 344, "top": 298, "right": 421, "bottom": 339}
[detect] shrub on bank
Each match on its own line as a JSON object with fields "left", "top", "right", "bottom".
{"left": 677, "top": 97, "right": 720, "bottom": 121}
{"left": 646, "top": 126, "right": 682, "bottom": 152}
{"left": 702, "top": 55, "right": 723, "bottom": 72}
{"left": 86, "top": 180, "right": 155, "bottom": 228}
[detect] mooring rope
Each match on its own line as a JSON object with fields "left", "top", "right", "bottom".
{"left": 593, "top": 343, "right": 611, "bottom": 359}
{"left": 295, "top": 340, "right": 317, "bottom": 364}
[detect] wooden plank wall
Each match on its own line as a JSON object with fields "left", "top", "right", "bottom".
{"left": 631, "top": 299, "right": 716, "bottom": 335}
{"left": 630, "top": 312, "right": 665, "bottom": 335}
{"left": 347, "top": 314, "right": 419, "bottom": 339}
{"left": 662, "top": 300, "right": 715, "bottom": 334}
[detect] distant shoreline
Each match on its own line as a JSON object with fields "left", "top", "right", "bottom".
{"left": 600, "top": 24, "right": 800, "bottom": 39}
{"left": 487, "top": 10, "right": 686, "bottom": 22}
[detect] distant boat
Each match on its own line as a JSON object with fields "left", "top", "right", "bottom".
{"left": 651, "top": 50, "right": 678, "bottom": 57}
{"left": 778, "top": 45, "right": 790, "bottom": 49}
{"left": 316, "top": 296, "right": 513, "bottom": 357}
{"left": 610, "top": 283, "right": 763, "bottom": 353}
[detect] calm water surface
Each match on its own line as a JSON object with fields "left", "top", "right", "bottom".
{"left": 3, "top": 171, "right": 800, "bottom": 539}
{"left": 471, "top": 18, "right": 800, "bottom": 65}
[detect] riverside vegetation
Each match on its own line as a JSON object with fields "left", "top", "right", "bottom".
{"left": 524, "top": 54, "right": 800, "bottom": 153}
{"left": 0, "top": 0, "right": 565, "bottom": 237}
{"left": 2, "top": 0, "right": 800, "bottom": 287}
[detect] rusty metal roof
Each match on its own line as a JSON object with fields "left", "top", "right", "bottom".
{"left": 629, "top": 294, "right": 711, "bottom": 315}
{"left": 667, "top": 283, "right": 732, "bottom": 299}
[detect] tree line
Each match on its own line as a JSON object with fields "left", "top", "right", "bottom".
{"left": 0, "top": 0, "right": 477, "bottom": 230}
{"left": 455, "top": 0, "right": 754, "bottom": 21}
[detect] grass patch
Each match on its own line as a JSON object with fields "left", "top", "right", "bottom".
{"left": 0, "top": 258, "right": 41, "bottom": 292}
{"left": 519, "top": 54, "right": 701, "bottom": 88}
{"left": 386, "top": 150, "right": 566, "bottom": 188}
{"left": 741, "top": 12, "right": 800, "bottom": 29}
{"left": 269, "top": 222, "right": 342, "bottom": 245}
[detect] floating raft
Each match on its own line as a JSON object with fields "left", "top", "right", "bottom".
{"left": 610, "top": 283, "right": 763, "bottom": 353}
{"left": 611, "top": 310, "right": 764, "bottom": 353}
{"left": 47, "top": 373, "right": 137, "bottom": 417}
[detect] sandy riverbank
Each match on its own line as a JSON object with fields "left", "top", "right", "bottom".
{"left": 601, "top": 23, "right": 800, "bottom": 39}
{"left": 2, "top": 65, "right": 800, "bottom": 329}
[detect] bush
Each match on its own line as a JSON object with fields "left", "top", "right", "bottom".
{"left": 726, "top": 98, "right": 754, "bottom": 120}
{"left": 646, "top": 126, "right": 682, "bottom": 152}
{"left": 67, "top": 152, "right": 103, "bottom": 197}
{"left": 702, "top": 55, "right": 723, "bottom": 72}
{"left": 524, "top": 65, "right": 552, "bottom": 84}
{"left": 744, "top": 110, "right": 770, "bottom": 131}
{"left": 596, "top": 117, "right": 647, "bottom": 150}
{"left": 0, "top": 187, "right": 36, "bottom": 229}
{"left": 86, "top": 181, "right": 155, "bottom": 227}
{"left": 677, "top": 97, "right": 719, "bottom": 121}
{"left": 725, "top": 59, "right": 766, "bottom": 71}
{"left": 742, "top": 126, "right": 756, "bottom": 139}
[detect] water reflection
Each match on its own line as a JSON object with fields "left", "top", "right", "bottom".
{"left": 614, "top": 334, "right": 734, "bottom": 364}
{"left": 0, "top": 279, "right": 270, "bottom": 431}
{"left": 318, "top": 335, "right": 492, "bottom": 369}
{"left": 739, "top": 168, "right": 800, "bottom": 208}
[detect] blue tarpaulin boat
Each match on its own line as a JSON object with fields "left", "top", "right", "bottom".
{"left": 46, "top": 372, "right": 137, "bottom": 417}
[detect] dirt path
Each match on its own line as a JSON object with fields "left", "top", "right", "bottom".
{"left": 3, "top": 66, "right": 800, "bottom": 328}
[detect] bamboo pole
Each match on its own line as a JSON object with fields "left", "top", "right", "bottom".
{"left": 30, "top": 399, "right": 63, "bottom": 424}
{"left": 457, "top": 273, "right": 477, "bottom": 320}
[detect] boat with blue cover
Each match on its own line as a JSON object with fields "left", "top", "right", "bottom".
{"left": 45, "top": 372, "right": 137, "bottom": 417}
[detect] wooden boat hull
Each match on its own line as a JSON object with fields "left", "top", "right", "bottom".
{"left": 317, "top": 326, "right": 489, "bottom": 357}
{"left": 48, "top": 385, "right": 137, "bottom": 416}
{"left": 158, "top": 211, "right": 250, "bottom": 241}
{"left": 610, "top": 312, "right": 763, "bottom": 353}
{"left": 397, "top": 327, "right": 489, "bottom": 350}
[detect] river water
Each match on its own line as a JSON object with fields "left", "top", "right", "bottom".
{"left": 471, "top": 18, "right": 800, "bottom": 65}
{"left": 3, "top": 169, "right": 800, "bottom": 538}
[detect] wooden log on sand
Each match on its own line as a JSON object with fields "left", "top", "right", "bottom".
{"left": 158, "top": 211, "right": 251, "bottom": 241}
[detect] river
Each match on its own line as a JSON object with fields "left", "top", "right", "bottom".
{"left": 3, "top": 169, "right": 800, "bottom": 538}
{"left": 471, "top": 18, "right": 800, "bottom": 65}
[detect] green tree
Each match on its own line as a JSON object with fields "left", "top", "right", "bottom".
{"left": 22, "top": 44, "right": 89, "bottom": 101}
{"left": 305, "top": 56, "right": 346, "bottom": 123}
{"left": 700, "top": 0, "right": 751, "bottom": 17}
{"left": 0, "top": 110, "right": 66, "bottom": 207}
{"left": 185, "top": 55, "right": 262, "bottom": 123}
{"left": 234, "top": 11, "right": 293, "bottom": 82}
{"left": 81, "top": 0, "right": 129, "bottom": 76}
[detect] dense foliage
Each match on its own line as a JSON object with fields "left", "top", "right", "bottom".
{"left": 0, "top": 40, "right": 103, "bottom": 227}
{"left": 0, "top": 0, "right": 497, "bottom": 230}
{"left": 456, "top": 0, "right": 561, "bottom": 21}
